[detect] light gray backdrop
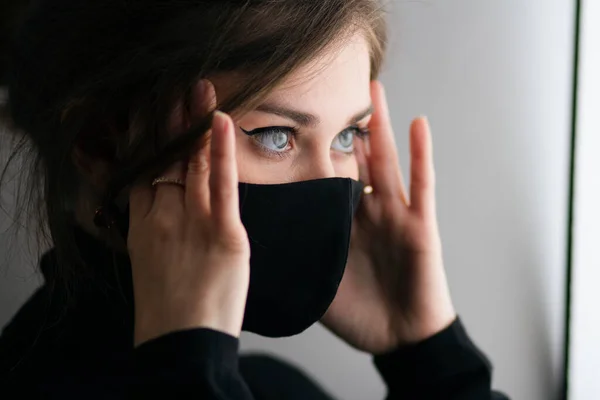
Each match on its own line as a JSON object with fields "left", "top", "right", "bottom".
{"left": 1, "top": 1, "right": 576, "bottom": 400}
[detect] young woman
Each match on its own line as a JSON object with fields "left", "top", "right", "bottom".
{"left": 0, "top": 1, "right": 508, "bottom": 398}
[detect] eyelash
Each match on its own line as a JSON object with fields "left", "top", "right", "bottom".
{"left": 353, "top": 127, "right": 371, "bottom": 140}
{"left": 240, "top": 126, "right": 370, "bottom": 159}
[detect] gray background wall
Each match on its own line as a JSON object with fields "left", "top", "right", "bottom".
{"left": 1, "top": 1, "right": 576, "bottom": 400}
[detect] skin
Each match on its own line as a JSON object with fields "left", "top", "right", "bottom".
{"left": 93, "top": 32, "right": 456, "bottom": 352}
{"left": 211, "top": 35, "right": 372, "bottom": 184}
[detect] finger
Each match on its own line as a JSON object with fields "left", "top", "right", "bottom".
{"left": 409, "top": 117, "right": 437, "bottom": 217}
{"left": 152, "top": 161, "right": 186, "bottom": 214}
{"left": 186, "top": 135, "right": 211, "bottom": 215}
{"left": 185, "top": 79, "right": 217, "bottom": 215}
{"left": 129, "top": 180, "right": 154, "bottom": 225}
{"left": 368, "top": 81, "right": 409, "bottom": 202}
{"left": 150, "top": 96, "right": 192, "bottom": 214}
{"left": 209, "top": 111, "right": 241, "bottom": 227}
{"left": 190, "top": 79, "right": 217, "bottom": 125}
{"left": 128, "top": 96, "right": 186, "bottom": 228}
{"left": 167, "top": 98, "right": 188, "bottom": 137}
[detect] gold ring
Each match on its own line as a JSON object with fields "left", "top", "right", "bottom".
{"left": 363, "top": 185, "right": 374, "bottom": 195}
{"left": 152, "top": 177, "right": 186, "bottom": 188}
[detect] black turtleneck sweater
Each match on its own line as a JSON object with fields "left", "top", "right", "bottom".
{"left": 0, "top": 230, "right": 509, "bottom": 399}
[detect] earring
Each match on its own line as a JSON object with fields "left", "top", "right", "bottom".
{"left": 93, "top": 204, "right": 119, "bottom": 229}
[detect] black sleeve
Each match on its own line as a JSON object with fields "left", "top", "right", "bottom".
{"left": 131, "top": 329, "right": 255, "bottom": 399}
{"left": 373, "top": 318, "right": 510, "bottom": 400}
{"left": 1, "top": 312, "right": 255, "bottom": 399}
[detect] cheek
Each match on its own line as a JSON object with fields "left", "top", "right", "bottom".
{"left": 334, "top": 155, "right": 360, "bottom": 181}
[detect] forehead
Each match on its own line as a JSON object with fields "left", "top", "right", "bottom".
{"left": 263, "top": 34, "right": 372, "bottom": 110}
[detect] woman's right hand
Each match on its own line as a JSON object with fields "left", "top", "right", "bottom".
{"left": 127, "top": 82, "right": 250, "bottom": 346}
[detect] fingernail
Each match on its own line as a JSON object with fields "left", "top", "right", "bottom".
{"left": 196, "top": 79, "right": 207, "bottom": 95}
{"left": 192, "top": 79, "right": 217, "bottom": 114}
{"left": 198, "top": 79, "right": 214, "bottom": 106}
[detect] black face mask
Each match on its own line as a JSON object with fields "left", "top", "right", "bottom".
{"left": 239, "top": 178, "right": 364, "bottom": 337}
{"left": 102, "top": 178, "right": 363, "bottom": 338}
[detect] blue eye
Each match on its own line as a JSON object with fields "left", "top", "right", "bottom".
{"left": 255, "top": 129, "right": 290, "bottom": 152}
{"left": 241, "top": 127, "right": 293, "bottom": 153}
{"left": 331, "top": 127, "right": 368, "bottom": 153}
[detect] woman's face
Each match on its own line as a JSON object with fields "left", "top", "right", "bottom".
{"left": 214, "top": 34, "right": 373, "bottom": 184}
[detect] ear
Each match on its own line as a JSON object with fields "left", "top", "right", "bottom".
{"left": 72, "top": 146, "right": 113, "bottom": 193}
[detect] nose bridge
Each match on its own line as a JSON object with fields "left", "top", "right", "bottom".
{"left": 300, "top": 146, "right": 336, "bottom": 180}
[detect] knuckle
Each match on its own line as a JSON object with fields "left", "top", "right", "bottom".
{"left": 214, "top": 186, "right": 236, "bottom": 201}
{"left": 187, "top": 161, "right": 203, "bottom": 176}
{"left": 418, "top": 179, "right": 435, "bottom": 193}
{"left": 210, "top": 176, "right": 236, "bottom": 197}
{"left": 215, "top": 225, "right": 249, "bottom": 253}
{"left": 213, "top": 147, "right": 229, "bottom": 161}
{"left": 150, "top": 213, "right": 179, "bottom": 239}
{"left": 188, "top": 153, "right": 209, "bottom": 176}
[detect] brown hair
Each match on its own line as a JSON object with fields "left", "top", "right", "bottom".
{"left": 1, "top": 0, "right": 387, "bottom": 293}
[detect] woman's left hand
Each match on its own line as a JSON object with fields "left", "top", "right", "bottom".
{"left": 322, "top": 81, "right": 457, "bottom": 355}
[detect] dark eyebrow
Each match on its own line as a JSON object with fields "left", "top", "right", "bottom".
{"left": 255, "top": 103, "right": 374, "bottom": 128}
{"left": 351, "top": 104, "right": 374, "bottom": 125}
{"left": 255, "top": 103, "right": 318, "bottom": 127}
